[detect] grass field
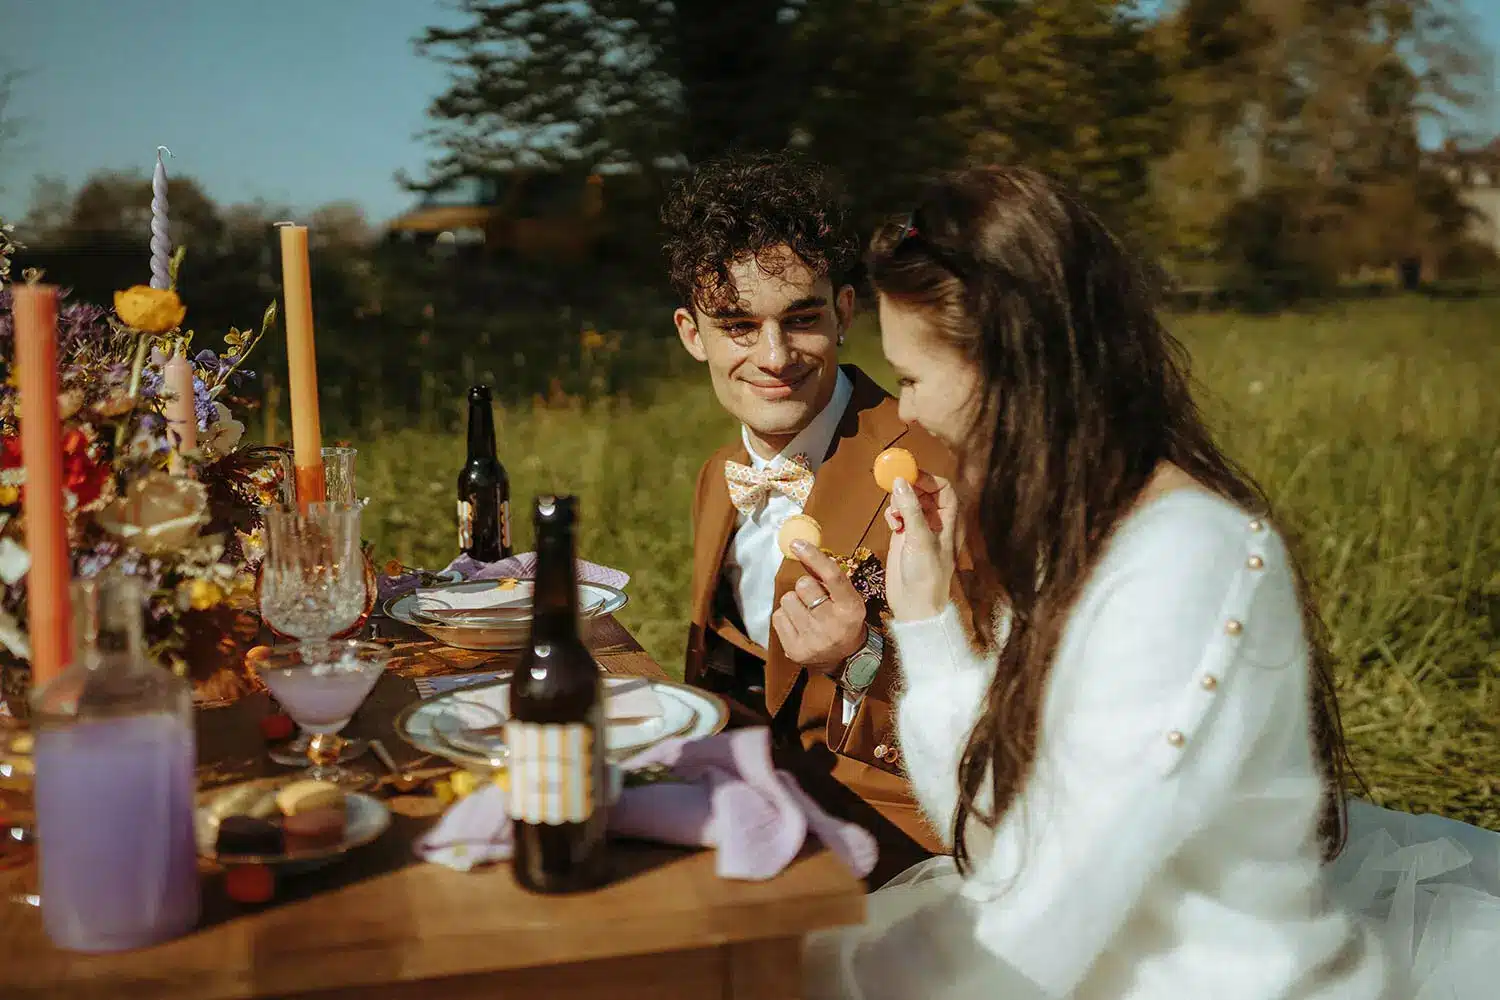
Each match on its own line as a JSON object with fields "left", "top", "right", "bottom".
{"left": 350, "top": 297, "right": 1500, "bottom": 828}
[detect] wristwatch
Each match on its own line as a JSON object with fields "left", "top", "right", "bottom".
{"left": 838, "top": 626, "right": 885, "bottom": 696}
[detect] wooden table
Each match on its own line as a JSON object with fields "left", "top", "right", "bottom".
{"left": 0, "top": 616, "right": 866, "bottom": 999}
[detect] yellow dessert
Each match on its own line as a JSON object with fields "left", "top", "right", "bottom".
{"left": 275, "top": 779, "right": 346, "bottom": 817}
{"left": 777, "top": 514, "right": 824, "bottom": 559}
{"left": 872, "top": 447, "right": 919, "bottom": 493}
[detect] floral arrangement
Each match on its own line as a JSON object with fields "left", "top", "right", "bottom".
{"left": 0, "top": 229, "right": 281, "bottom": 708}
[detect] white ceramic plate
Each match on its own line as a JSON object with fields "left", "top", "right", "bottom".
{"left": 395, "top": 677, "right": 729, "bottom": 768}
{"left": 384, "top": 581, "right": 627, "bottom": 651}
{"left": 196, "top": 790, "right": 391, "bottom": 867}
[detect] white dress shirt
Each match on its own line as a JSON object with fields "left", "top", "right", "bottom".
{"left": 805, "top": 489, "right": 1398, "bottom": 1000}
{"left": 724, "top": 368, "right": 859, "bottom": 722}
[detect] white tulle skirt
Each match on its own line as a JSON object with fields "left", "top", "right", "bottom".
{"left": 804, "top": 798, "right": 1500, "bottom": 1000}
{"left": 1330, "top": 798, "right": 1500, "bottom": 998}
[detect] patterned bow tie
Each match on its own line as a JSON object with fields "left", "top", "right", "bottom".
{"left": 724, "top": 453, "right": 814, "bottom": 514}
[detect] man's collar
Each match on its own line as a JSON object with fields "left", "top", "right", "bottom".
{"left": 739, "top": 367, "right": 854, "bottom": 472}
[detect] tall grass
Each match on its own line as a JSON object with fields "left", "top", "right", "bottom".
{"left": 342, "top": 297, "right": 1498, "bottom": 826}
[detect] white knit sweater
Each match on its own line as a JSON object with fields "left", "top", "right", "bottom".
{"left": 878, "top": 491, "right": 1400, "bottom": 999}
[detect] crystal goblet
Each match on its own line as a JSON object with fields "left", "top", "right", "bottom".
{"left": 259, "top": 502, "right": 372, "bottom": 766}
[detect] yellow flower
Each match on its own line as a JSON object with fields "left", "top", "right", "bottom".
{"left": 113, "top": 286, "right": 186, "bottom": 333}
{"left": 185, "top": 579, "right": 224, "bottom": 611}
{"left": 0, "top": 485, "right": 17, "bottom": 506}
{"left": 581, "top": 326, "right": 606, "bottom": 352}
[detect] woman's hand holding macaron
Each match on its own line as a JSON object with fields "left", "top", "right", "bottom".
{"left": 876, "top": 448, "right": 958, "bottom": 622}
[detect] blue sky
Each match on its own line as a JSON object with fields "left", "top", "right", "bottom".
{"left": 2, "top": 0, "right": 1496, "bottom": 226}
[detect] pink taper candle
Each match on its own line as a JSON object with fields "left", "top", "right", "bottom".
{"left": 12, "top": 285, "right": 72, "bottom": 690}
{"left": 276, "top": 223, "right": 326, "bottom": 509}
{"left": 163, "top": 350, "right": 197, "bottom": 474}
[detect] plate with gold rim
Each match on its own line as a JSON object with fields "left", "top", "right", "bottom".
{"left": 395, "top": 677, "right": 729, "bottom": 770}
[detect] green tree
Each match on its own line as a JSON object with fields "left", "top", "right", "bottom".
{"left": 411, "top": 0, "right": 1173, "bottom": 234}
{"left": 959, "top": 0, "right": 1173, "bottom": 229}
{"left": 1156, "top": 0, "right": 1492, "bottom": 295}
{"left": 411, "top": 0, "right": 682, "bottom": 186}
{"left": 0, "top": 69, "right": 21, "bottom": 195}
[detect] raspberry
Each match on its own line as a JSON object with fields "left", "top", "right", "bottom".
{"left": 224, "top": 864, "right": 274, "bottom": 904}
{"left": 259, "top": 714, "right": 294, "bottom": 741}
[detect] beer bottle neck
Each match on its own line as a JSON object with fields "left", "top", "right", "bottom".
{"left": 466, "top": 398, "right": 497, "bottom": 460}
{"left": 531, "top": 528, "right": 578, "bottom": 635}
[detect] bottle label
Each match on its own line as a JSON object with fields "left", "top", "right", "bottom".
{"left": 500, "top": 499, "right": 511, "bottom": 551}
{"left": 504, "top": 721, "right": 596, "bottom": 824}
{"left": 457, "top": 499, "right": 473, "bottom": 551}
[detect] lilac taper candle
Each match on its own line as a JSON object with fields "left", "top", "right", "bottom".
{"left": 150, "top": 146, "right": 173, "bottom": 290}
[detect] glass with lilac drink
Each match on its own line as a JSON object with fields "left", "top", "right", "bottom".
{"left": 256, "top": 641, "right": 390, "bottom": 789}
{"left": 31, "top": 576, "right": 200, "bottom": 952}
{"left": 258, "top": 501, "right": 372, "bottom": 767}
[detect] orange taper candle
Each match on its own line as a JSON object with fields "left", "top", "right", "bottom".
{"left": 276, "top": 223, "right": 326, "bottom": 509}
{"left": 12, "top": 284, "right": 72, "bottom": 689}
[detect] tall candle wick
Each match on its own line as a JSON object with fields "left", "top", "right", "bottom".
{"left": 150, "top": 146, "right": 174, "bottom": 291}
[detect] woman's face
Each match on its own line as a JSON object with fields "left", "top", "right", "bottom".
{"left": 878, "top": 293, "right": 982, "bottom": 452}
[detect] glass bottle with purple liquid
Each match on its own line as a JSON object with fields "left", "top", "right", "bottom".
{"left": 30, "top": 575, "right": 199, "bottom": 952}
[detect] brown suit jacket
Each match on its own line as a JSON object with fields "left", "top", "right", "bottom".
{"left": 685, "top": 365, "right": 962, "bottom": 884}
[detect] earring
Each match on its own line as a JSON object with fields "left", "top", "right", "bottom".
{"left": 837, "top": 333, "right": 846, "bottom": 345}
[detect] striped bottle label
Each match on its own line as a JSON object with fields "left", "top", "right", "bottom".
{"left": 504, "top": 721, "right": 595, "bottom": 824}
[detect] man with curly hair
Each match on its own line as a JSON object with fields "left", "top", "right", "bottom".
{"left": 664, "top": 150, "right": 956, "bottom": 887}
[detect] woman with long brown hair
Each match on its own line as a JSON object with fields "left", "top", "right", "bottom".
{"left": 802, "top": 167, "right": 1416, "bottom": 999}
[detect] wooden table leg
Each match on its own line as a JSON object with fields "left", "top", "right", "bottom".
{"left": 726, "top": 936, "right": 803, "bottom": 1000}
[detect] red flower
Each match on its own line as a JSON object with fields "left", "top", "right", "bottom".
{"left": 0, "top": 435, "right": 20, "bottom": 471}
{"left": 60, "top": 428, "right": 111, "bottom": 509}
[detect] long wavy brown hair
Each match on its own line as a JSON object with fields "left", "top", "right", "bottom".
{"left": 866, "top": 166, "right": 1352, "bottom": 874}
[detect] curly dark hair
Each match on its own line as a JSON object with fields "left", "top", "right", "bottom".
{"left": 660, "top": 150, "right": 860, "bottom": 314}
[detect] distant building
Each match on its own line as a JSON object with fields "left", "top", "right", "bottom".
{"left": 1434, "top": 138, "right": 1500, "bottom": 254}
{"left": 385, "top": 171, "right": 606, "bottom": 262}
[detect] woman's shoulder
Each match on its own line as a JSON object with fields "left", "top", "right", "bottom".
{"left": 1070, "top": 488, "right": 1305, "bottom": 675}
{"left": 1107, "top": 487, "right": 1289, "bottom": 580}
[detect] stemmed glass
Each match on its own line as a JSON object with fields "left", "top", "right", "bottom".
{"left": 254, "top": 640, "right": 390, "bottom": 790}
{"left": 1, "top": 722, "right": 38, "bottom": 908}
{"left": 259, "top": 502, "right": 372, "bottom": 766}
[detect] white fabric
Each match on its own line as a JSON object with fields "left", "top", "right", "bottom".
{"left": 806, "top": 490, "right": 1406, "bottom": 1000}
{"left": 1332, "top": 799, "right": 1500, "bottom": 999}
{"left": 725, "top": 368, "right": 858, "bottom": 723}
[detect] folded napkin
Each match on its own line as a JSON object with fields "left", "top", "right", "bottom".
{"left": 414, "top": 727, "right": 878, "bottom": 881}
{"left": 378, "top": 553, "right": 630, "bottom": 603}
{"left": 417, "top": 674, "right": 664, "bottom": 722}
{"left": 415, "top": 579, "right": 535, "bottom": 616}
{"left": 450, "top": 553, "right": 631, "bottom": 591}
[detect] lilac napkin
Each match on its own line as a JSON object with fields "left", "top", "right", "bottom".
{"left": 378, "top": 553, "right": 630, "bottom": 603}
{"left": 414, "top": 727, "right": 878, "bottom": 881}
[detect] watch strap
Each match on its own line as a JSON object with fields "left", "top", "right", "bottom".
{"left": 838, "top": 625, "right": 885, "bottom": 694}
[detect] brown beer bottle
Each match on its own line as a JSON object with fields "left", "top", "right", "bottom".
{"left": 507, "top": 494, "right": 610, "bottom": 893}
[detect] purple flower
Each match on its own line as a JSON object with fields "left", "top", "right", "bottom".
{"left": 193, "top": 376, "right": 213, "bottom": 430}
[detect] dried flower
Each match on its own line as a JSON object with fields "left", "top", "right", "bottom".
{"left": 96, "top": 473, "right": 210, "bottom": 555}
{"left": 181, "top": 578, "right": 225, "bottom": 611}
{"left": 60, "top": 427, "right": 112, "bottom": 510}
{"left": 57, "top": 390, "right": 84, "bottom": 420}
{"left": 113, "top": 286, "right": 186, "bottom": 333}
{"left": 95, "top": 391, "right": 136, "bottom": 417}
{"left": 200, "top": 401, "right": 245, "bottom": 457}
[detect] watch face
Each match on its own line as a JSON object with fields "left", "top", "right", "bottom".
{"left": 846, "top": 653, "right": 881, "bottom": 690}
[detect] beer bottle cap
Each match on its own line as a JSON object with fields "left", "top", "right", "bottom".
{"left": 534, "top": 494, "right": 577, "bottom": 528}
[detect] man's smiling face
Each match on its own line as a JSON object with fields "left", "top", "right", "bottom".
{"left": 675, "top": 246, "right": 854, "bottom": 459}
